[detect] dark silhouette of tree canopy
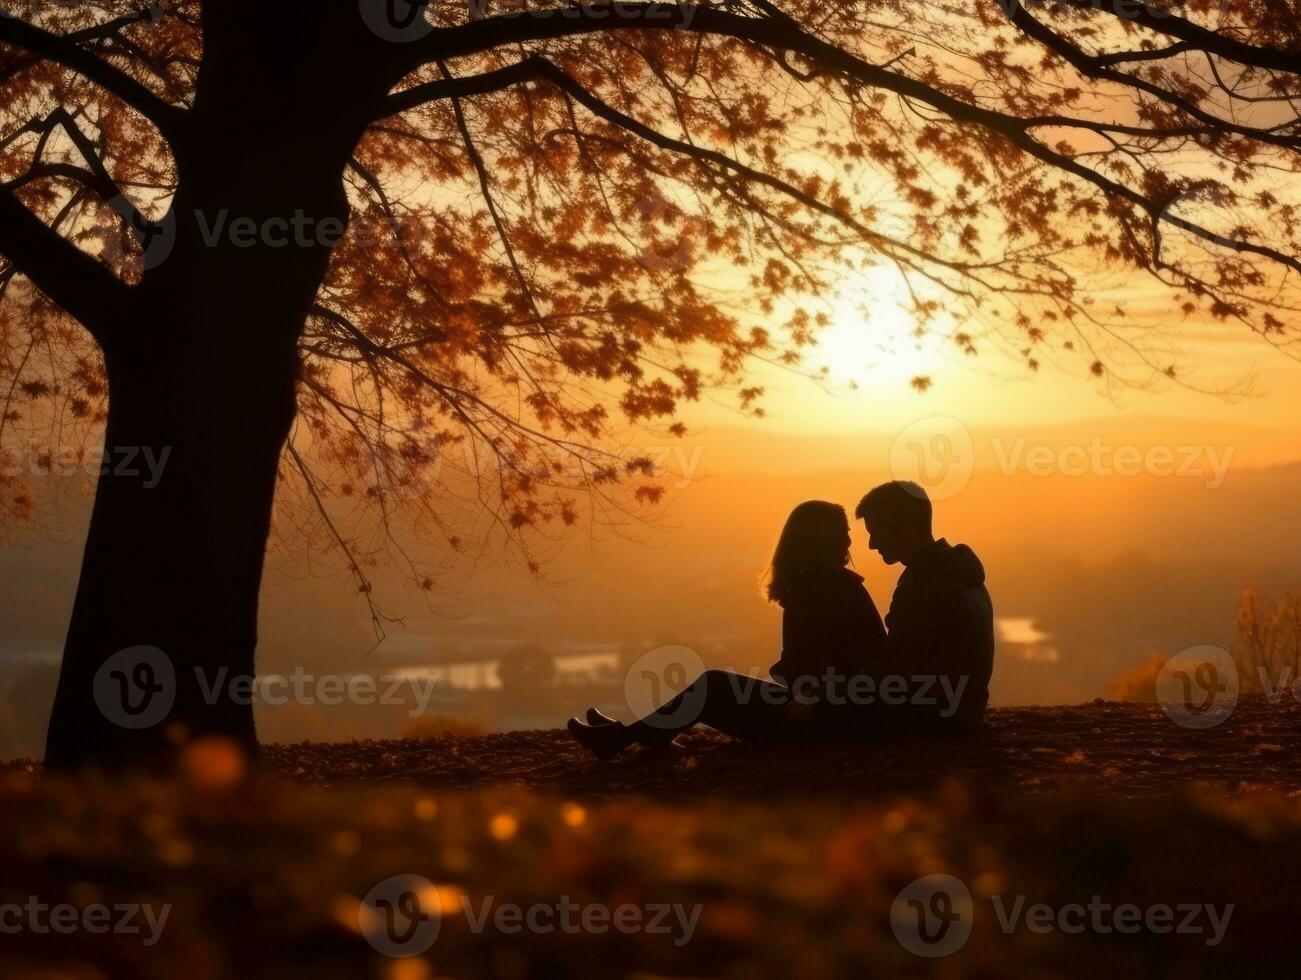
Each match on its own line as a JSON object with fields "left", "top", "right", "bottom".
{"left": 0, "top": 1, "right": 1296, "bottom": 765}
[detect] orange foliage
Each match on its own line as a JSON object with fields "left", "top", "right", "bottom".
{"left": 1, "top": 1, "right": 1298, "bottom": 586}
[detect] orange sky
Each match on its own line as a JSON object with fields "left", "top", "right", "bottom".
{"left": 688, "top": 259, "right": 1301, "bottom": 453}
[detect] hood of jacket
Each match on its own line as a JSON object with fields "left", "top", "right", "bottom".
{"left": 905, "top": 538, "right": 985, "bottom": 588}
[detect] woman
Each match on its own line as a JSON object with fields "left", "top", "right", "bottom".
{"left": 568, "top": 500, "right": 887, "bottom": 758}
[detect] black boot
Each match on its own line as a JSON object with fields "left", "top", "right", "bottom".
{"left": 567, "top": 717, "right": 633, "bottom": 759}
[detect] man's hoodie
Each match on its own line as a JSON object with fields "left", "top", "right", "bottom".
{"left": 879, "top": 538, "right": 994, "bottom": 728}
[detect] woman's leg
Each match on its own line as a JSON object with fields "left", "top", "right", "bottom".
{"left": 627, "top": 669, "right": 790, "bottom": 744}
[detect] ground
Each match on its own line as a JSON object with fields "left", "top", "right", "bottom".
{"left": 267, "top": 696, "right": 1301, "bottom": 799}
{"left": 3, "top": 697, "right": 1301, "bottom": 978}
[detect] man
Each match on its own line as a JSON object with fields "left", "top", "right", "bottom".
{"left": 855, "top": 480, "right": 994, "bottom": 732}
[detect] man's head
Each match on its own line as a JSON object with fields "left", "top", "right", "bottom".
{"left": 855, "top": 481, "right": 934, "bottom": 565}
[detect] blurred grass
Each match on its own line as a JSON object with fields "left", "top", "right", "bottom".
{"left": 2, "top": 754, "right": 1300, "bottom": 979}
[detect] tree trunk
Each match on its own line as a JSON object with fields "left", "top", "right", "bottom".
{"left": 43, "top": 323, "right": 299, "bottom": 767}
{"left": 41, "top": 4, "right": 402, "bottom": 767}
{"left": 44, "top": 157, "right": 357, "bottom": 769}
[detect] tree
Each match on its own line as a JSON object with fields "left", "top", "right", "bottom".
{"left": 1, "top": 0, "right": 1296, "bottom": 766}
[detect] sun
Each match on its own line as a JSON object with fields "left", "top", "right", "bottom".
{"left": 810, "top": 265, "right": 944, "bottom": 387}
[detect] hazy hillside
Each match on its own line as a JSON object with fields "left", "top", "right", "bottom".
{"left": 3, "top": 418, "right": 1299, "bottom": 754}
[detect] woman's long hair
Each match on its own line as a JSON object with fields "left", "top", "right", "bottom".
{"left": 764, "top": 500, "right": 852, "bottom": 607}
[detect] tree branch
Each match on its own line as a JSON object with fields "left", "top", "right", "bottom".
{"left": 1048, "top": 0, "right": 1300, "bottom": 75}
{"left": 388, "top": 8, "right": 1300, "bottom": 277}
{"left": 437, "top": 60, "right": 550, "bottom": 333}
{"left": 7, "top": 108, "right": 151, "bottom": 229}
{"left": 375, "top": 57, "right": 549, "bottom": 119}
{"left": 0, "top": 12, "right": 183, "bottom": 137}
{"left": 64, "top": 4, "right": 168, "bottom": 45}
{"left": 1093, "top": 39, "right": 1196, "bottom": 68}
{"left": 1003, "top": 4, "right": 1299, "bottom": 151}
{"left": 0, "top": 185, "right": 131, "bottom": 342}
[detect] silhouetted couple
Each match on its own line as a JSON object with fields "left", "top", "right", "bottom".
{"left": 568, "top": 480, "right": 994, "bottom": 758}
